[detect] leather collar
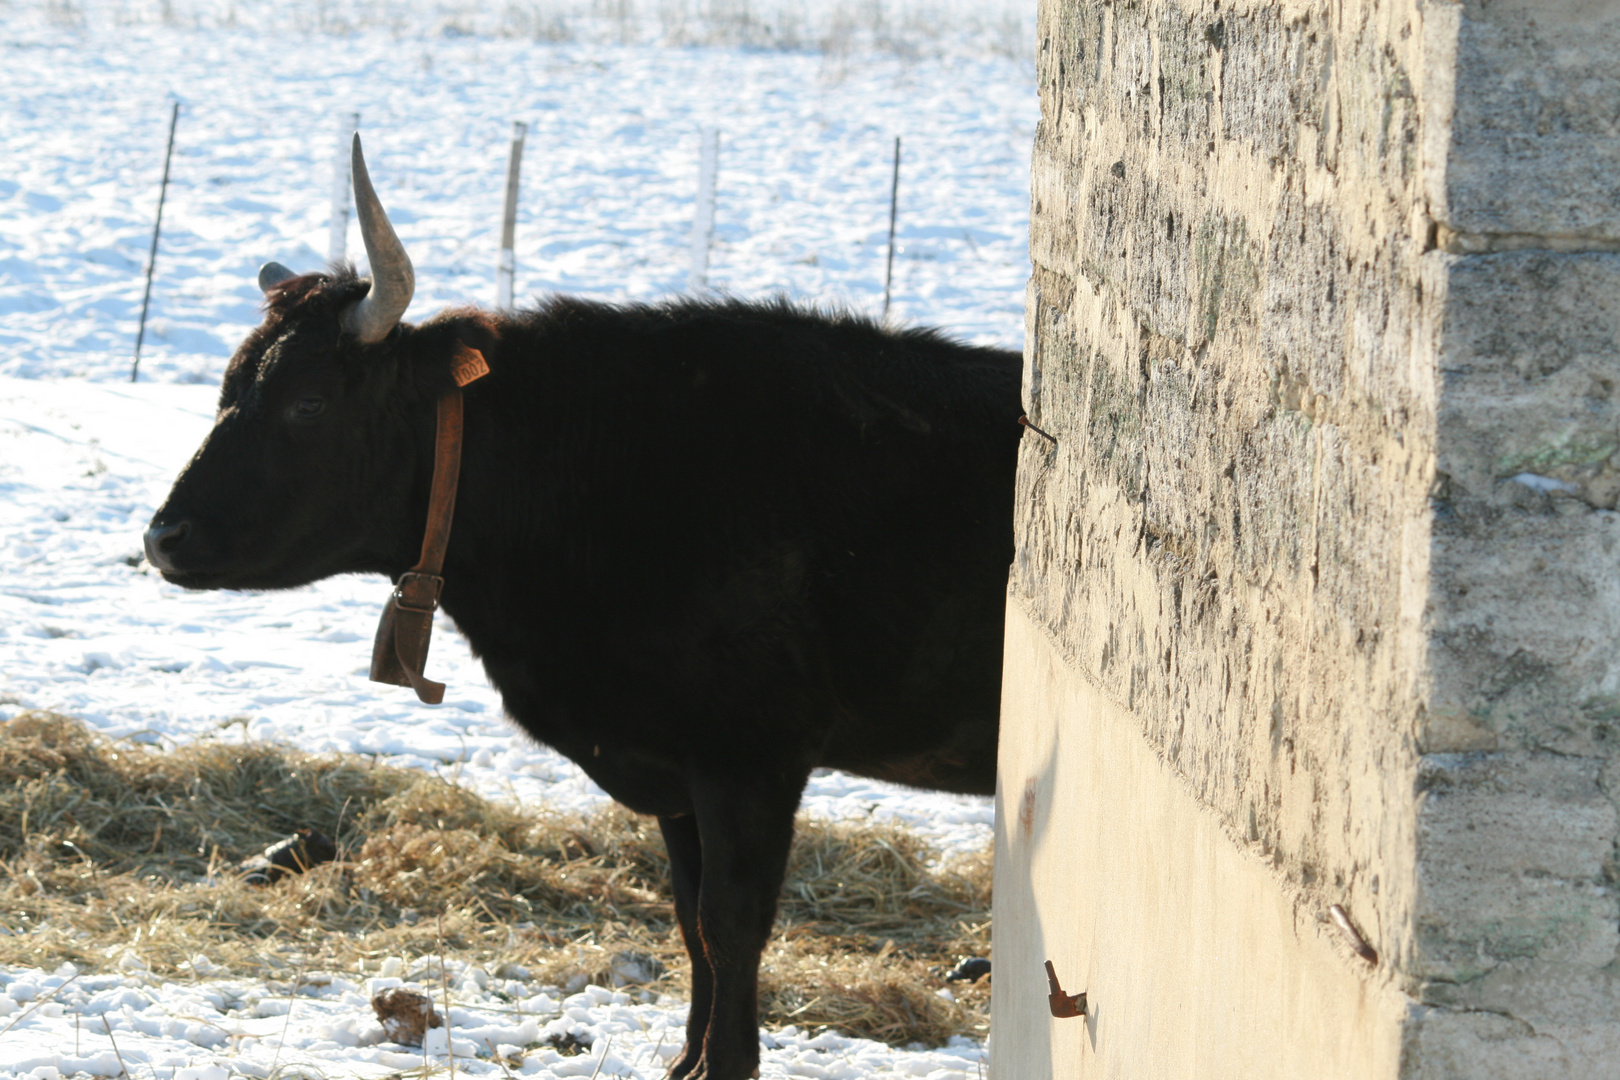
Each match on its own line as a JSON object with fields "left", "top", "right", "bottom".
{"left": 369, "top": 343, "right": 490, "bottom": 703}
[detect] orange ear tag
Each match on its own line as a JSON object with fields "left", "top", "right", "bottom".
{"left": 451, "top": 344, "right": 490, "bottom": 387}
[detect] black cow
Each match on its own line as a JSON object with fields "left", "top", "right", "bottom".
{"left": 145, "top": 137, "right": 1019, "bottom": 1080}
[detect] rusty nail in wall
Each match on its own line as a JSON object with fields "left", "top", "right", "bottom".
{"left": 1329, "top": 904, "right": 1378, "bottom": 964}
{"left": 1019, "top": 415, "right": 1058, "bottom": 444}
{"left": 1044, "top": 960, "right": 1087, "bottom": 1018}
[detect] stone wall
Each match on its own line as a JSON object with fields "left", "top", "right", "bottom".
{"left": 993, "top": 1, "right": 1620, "bottom": 1076}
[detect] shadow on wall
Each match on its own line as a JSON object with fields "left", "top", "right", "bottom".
{"left": 992, "top": 725, "right": 1099, "bottom": 1078}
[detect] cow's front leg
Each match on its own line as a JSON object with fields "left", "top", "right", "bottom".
{"left": 658, "top": 813, "right": 711, "bottom": 1079}
{"left": 683, "top": 765, "right": 805, "bottom": 1080}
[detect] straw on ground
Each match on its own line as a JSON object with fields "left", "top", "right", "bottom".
{"left": 0, "top": 712, "right": 990, "bottom": 1045}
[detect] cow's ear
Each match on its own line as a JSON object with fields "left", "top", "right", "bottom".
{"left": 407, "top": 311, "right": 498, "bottom": 397}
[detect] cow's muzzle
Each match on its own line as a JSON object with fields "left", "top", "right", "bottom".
{"left": 143, "top": 519, "right": 191, "bottom": 573}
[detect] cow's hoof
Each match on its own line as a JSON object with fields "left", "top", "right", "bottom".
{"left": 665, "top": 1056, "right": 759, "bottom": 1080}
{"left": 664, "top": 1045, "right": 700, "bottom": 1079}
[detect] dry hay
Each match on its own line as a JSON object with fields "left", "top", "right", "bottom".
{"left": 0, "top": 712, "right": 991, "bottom": 1044}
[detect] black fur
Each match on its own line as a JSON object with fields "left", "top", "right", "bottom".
{"left": 147, "top": 272, "right": 1021, "bottom": 1079}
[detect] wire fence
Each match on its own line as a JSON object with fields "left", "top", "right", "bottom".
{"left": 0, "top": 10, "right": 1035, "bottom": 382}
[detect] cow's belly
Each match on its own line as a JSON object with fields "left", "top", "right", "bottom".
{"left": 477, "top": 630, "right": 997, "bottom": 811}
{"left": 825, "top": 744, "right": 997, "bottom": 797}
{"left": 814, "top": 702, "right": 1000, "bottom": 796}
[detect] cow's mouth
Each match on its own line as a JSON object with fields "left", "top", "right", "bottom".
{"left": 145, "top": 517, "right": 362, "bottom": 593}
{"left": 155, "top": 567, "right": 229, "bottom": 590}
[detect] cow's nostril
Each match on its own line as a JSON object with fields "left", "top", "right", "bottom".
{"left": 144, "top": 520, "right": 191, "bottom": 570}
{"left": 156, "top": 522, "right": 189, "bottom": 552}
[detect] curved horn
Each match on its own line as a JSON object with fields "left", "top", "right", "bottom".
{"left": 341, "top": 134, "right": 415, "bottom": 344}
{"left": 258, "top": 261, "right": 298, "bottom": 293}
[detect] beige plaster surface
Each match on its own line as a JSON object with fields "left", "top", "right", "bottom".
{"left": 990, "top": 603, "right": 1409, "bottom": 1080}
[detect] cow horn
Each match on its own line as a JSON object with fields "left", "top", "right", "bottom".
{"left": 341, "top": 134, "right": 415, "bottom": 345}
{"left": 258, "top": 261, "right": 298, "bottom": 293}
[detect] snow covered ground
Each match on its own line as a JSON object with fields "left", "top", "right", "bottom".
{"left": 0, "top": 961, "right": 994, "bottom": 1080}
{"left": 0, "top": 2, "right": 1029, "bottom": 1075}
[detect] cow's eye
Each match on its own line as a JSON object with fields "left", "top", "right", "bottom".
{"left": 293, "top": 396, "right": 326, "bottom": 419}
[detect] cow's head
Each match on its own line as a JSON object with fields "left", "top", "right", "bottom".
{"left": 145, "top": 136, "right": 468, "bottom": 591}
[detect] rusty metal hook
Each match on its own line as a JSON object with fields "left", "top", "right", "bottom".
{"left": 1044, "top": 960, "right": 1086, "bottom": 1018}
{"left": 1019, "top": 414, "right": 1058, "bottom": 445}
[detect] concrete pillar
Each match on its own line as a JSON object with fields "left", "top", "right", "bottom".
{"left": 992, "top": 2, "right": 1620, "bottom": 1077}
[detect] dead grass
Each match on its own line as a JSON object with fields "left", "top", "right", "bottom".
{"left": 0, "top": 711, "right": 990, "bottom": 1044}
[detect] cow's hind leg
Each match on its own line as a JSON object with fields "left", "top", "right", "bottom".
{"left": 658, "top": 813, "right": 711, "bottom": 1079}
{"left": 685, "top": 765, "right": 804, "bottom": 1080}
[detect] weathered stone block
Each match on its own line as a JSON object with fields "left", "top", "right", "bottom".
{"left": 1415, "top": 752, "right": 1618, "bottom": 980}
{"left": 1435, "top": 1, "right": 1620, "bottom": 248}
{"left": 1400, "top": 1007, "right": 1574, "bottom": 1080}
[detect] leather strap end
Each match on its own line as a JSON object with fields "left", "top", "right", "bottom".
{"left": 409, "top": 676, "right": 446, "bottom": 706}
